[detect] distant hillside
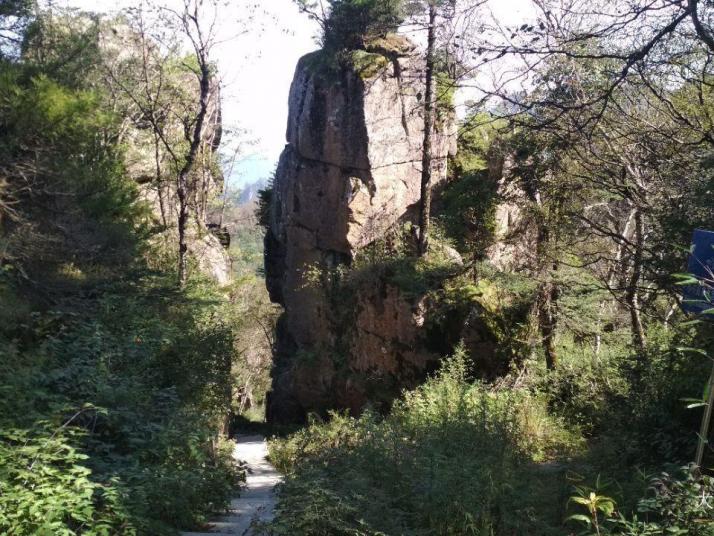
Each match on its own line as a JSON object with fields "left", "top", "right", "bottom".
{"left": 226, "top": 153, "right": 274, "bottom": 190}
{"left": 236, "top": 179, "right": 268, "bottom": 205}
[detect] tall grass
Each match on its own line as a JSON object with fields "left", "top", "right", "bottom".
{"left": 267, "top": 349, "right": 584, "bottom": 535}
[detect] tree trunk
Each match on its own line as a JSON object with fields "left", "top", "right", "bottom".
{"left": 626, "top": 208, "right": 646, "bottom": 353}
{"left": 595, "top": 208, "right": 636, "bottom": 355}
{"left": 177, "top": 59, "right": 211, "bottom": 288}
{"left": 530, "top": 187, "right": 559, "bottom": 370}
{"left": 153, "top": 131, "right": 168, "bottom": 228}
{"left": 538, "top": 273, "right": 559, "bottom": 370}
{"left": 177, "top": 180, "right": 189, "bottom": 287}
{"left": 417, "top": 5, "right": 437, "bottom": 257}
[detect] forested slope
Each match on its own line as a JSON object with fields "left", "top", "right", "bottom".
{"left": 0, "top": 3, "right": 245, "bottom": 534}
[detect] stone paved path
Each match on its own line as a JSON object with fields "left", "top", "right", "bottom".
{"left": 182, "top": 435, "right": 281, "bottom": 536}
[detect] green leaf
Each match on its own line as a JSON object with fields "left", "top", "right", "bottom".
{"left": 676, "top": 347, "right": 710, "bottom": 358}
{"left": 673, "top": 273, "right": 700, "bottom": 285}
{"left": 570, "top": 497, "right": 590, "bottom": 505}
{"left": 567, "top": 514, "right": 592, "bottom": 525}
{"left": 599, "top": 501, "right": 615, "bottom": 517}
{"left": 681, "top": 398, "right": 707, "bottom": 409}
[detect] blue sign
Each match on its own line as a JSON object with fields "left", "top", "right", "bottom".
{"left": 682, "top": 229, "right": 714, "bottom": 315}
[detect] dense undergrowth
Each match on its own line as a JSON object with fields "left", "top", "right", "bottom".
{"left": 267, "top": 335, "right": 714, "bottom": 535}
{"left": 0, "top": 8, "right": 244, "bottom": 533}
{"left": 0, "top": 272, "right": 243, "bottom": 535}
{"left": 268, "top": 350, "right": 582, "bottom": 535}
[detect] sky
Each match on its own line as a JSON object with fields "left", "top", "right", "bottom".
{"left": 57, "top": 0, "right": 534, "bottom": 188}
{"left": 212, "top": 2, "right": 319, "bottom": 187}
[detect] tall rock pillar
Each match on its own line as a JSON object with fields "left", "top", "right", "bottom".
{"left": 264, "top": 38, "right": 456, "bottom": 423}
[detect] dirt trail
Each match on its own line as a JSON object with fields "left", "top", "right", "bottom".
{"left": 182, "top": 435, "right": 281, "bottom": 536}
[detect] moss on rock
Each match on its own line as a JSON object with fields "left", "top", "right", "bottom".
{"left": 349, "top": 50, "right": 390, "bottom": 80}
{"left": 364, "top": 33, "right": 415, "bottom": 57}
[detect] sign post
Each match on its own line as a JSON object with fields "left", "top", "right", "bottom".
{"left": 681, "top": 229, "right": 714, "bottom": 470}
{"left": 696, "top": 372, "right": 714, "bottom": 470}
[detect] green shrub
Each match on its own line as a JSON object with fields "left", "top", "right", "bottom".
{"left": 256, "top": 184, "right": 273, "bottom": 232}
{"left": 0, "top": 427, "right": 133, "bottom": 536}
{"left": 540, "top": 325, "right": 706, "bottom": 470}
{"left": 268, "top": 349, "right": 583, "bottom": 535}
{"left": 440, "top": 112, "right": 507, "bottom": 255}
{"left": 568, "top": 469, "right": 714, "bottom": 535}
{"left": 349, "top": 222, "right": 463, "bottom": 297}
{"left": 349, "top": 49, "right": 390, "bottom": 79}
{"left": 617, "top": 469, "right": 714, "bottom": 535}
{"left": 318, "top": 0, "right": 405, "bottom": 52}
{"left": 439, "top": 169, "right": 499, "bottom": 255}
{"left": 0, "top": 272, "right": 243, "bottom": 535}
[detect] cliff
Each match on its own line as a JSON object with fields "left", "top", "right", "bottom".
{"left": 264, "top": 38, "right": 458, "bottom": 422}
{"left": 101, "top": 23, "right": 232, "bottom": 285}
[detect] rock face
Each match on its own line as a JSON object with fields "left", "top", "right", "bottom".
{"left": 101, "top": 23, "right": 232, "bottom": 285}
{"left": 484, "top": 150, "right": 539, "bottom": 272}
{"left": 265, "top": 41, "right": 457, "bottom": 423}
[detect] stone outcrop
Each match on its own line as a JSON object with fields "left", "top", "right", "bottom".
{"left": 264, "top": 39, "right": 457, "bottom": 423}
{"left": 484, "top": 150, "right": 539, "bottom": 272}
{"left": 101, "top": 23, "right": 232, "bottom": 285}
{"left": 188, "top": 231, "right": 232, "bottom": 286}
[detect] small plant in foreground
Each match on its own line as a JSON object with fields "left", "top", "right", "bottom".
{"left": 569, "top": 469, "right": 714, "bottom": 535}
{"left": 568, "top": 478, "right": 616, "bottom": 536}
